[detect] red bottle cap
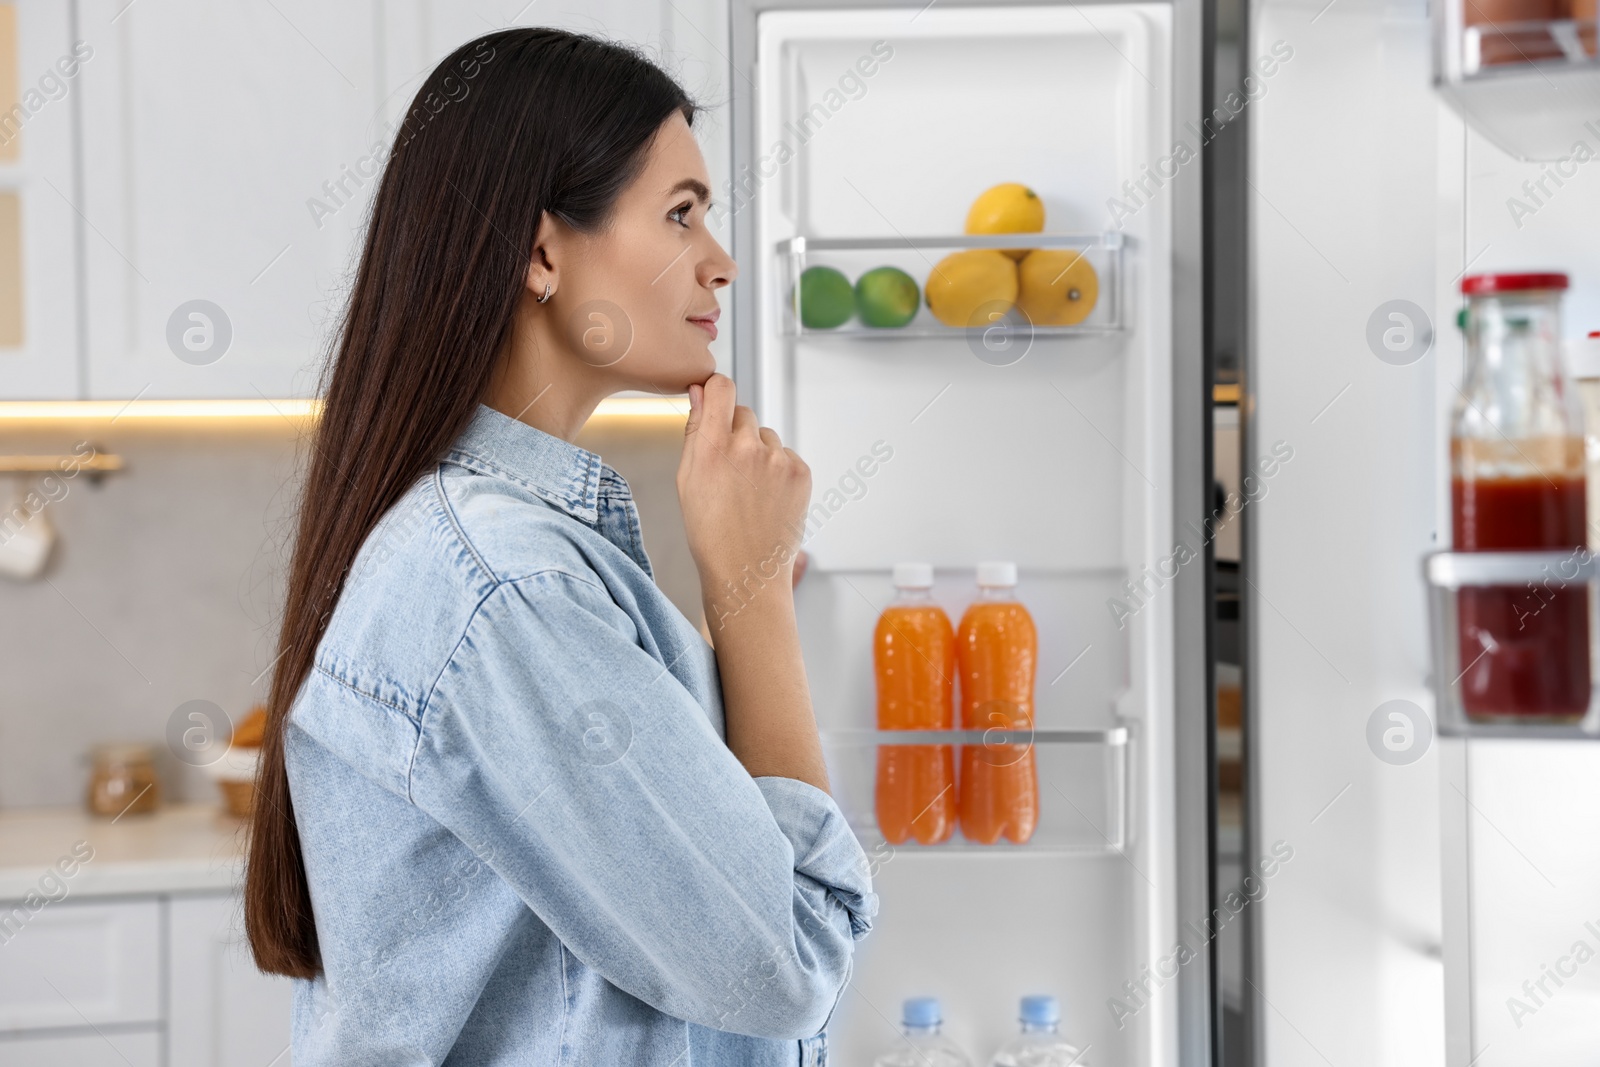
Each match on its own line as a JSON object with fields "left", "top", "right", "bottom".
{"left": 1461, "top": 272, "right": 1568, "bottom": 294}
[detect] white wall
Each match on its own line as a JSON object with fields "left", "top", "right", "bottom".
{"left": 0, "top": 415, "right": 700, "bottom": 810}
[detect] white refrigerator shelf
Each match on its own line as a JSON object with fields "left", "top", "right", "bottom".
{"left": 1422, "top": 550, "right": 1600, "bottom": 739}
{"left": 1432, "top": 0, "right": 1600, "bottom": 160}
{"left": 818, "top": 724, "right": 1131, "bottom": 854}
{"left": 776, "top": 231, "right": 1124, "bottom": 340}
{"left": 1458, "top": 18, "right": 1598, "bottom": 78}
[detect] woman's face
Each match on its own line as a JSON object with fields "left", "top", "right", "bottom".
{"left": 535, "top": 110, "right": 735, "bottom": 397}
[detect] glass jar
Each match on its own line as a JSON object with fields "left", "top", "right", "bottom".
{"left": 87, "top": 743, "right": 160, "bottom": 817}
{"left": 1451, "top": 271, "right": 1590, "bottom": 722}
{"left": 1571, "top": 330, "right": 1600, "bottom": 548}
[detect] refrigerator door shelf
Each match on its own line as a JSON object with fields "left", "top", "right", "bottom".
{"left": 818, "top": 725, "right": 1131, "bottom": 854}
{"left": 1422, "top": 549, "right": 1600, "bottom": 738}
{"left": 1432, "top": 0, "right": 1600, "bottom": 159}
{"left": 825, "top": 726, "right": 1129, "bottom": 744}
{"left": 1459, "top": 18, "right": 1597, "bottom": 75}
{"left": 780, "top": 231, "right": 1124, "bottom": 339}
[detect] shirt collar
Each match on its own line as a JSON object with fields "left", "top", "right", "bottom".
{"left": 445, "top": 403, "right": 610, "bottom": 524}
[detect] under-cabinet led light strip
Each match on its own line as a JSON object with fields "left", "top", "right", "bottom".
{"left": 0, "top": 396, "right": 689, "bottom": 421}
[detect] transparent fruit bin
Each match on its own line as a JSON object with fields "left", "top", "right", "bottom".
{"left": 1423, "top": 550, "right": 1600, "bottom": 739}
{"left": 776, "top": 232, "right": 1123, "bottom": 340}
{"left": 817, "top": 725, "right": 1130, "bottom": 854}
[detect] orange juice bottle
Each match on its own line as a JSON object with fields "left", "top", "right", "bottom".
{"left": 874, "top": 563, "right": 956, "bottom": 845}
{"left": 957, "top": 562, "right": 1038, "bottom": 845}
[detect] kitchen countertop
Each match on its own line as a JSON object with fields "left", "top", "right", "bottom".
{"left": 0, "top": 803, "right": 245, "bottom": 900}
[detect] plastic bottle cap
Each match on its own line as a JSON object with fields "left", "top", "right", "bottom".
{"left": 902, "top": 997, "right": 942, "bottom": 1027}
{"left": 1020, "top": 994, "right": 1061, "bottom": 1026}
{"left": 976, "top": 561, "right": 1018, "bottom": 587}
{"left": 892, "top": 562, "right": 935, "bottom": 589}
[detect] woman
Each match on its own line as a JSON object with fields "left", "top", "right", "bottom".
{"left": 244, "top": 27, "right": 877, "bottom": 1067}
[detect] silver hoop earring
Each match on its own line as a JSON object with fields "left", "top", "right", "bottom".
{"left": 536, "top": 282, "right": 553, "bottom": 304}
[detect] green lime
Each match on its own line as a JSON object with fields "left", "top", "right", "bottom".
{"left": 795, "top": 265, "right": 855, "bottom": 329}
{"left": 855, "top": 266, "right": 920, "bottom": 328}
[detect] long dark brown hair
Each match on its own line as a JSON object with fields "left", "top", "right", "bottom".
{"left": 245, "top": 28, "right": 700, "bottom": 978}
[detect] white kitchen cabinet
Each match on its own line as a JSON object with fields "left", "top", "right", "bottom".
{"left": 167, "top": 893, "right": 293, "bottom": 1067}
{"left": 0, "top": 1029, "right": 161, "bottom": 1066}
{"left": 0, "top": 0, "right": 86, "bottom": 400}
{"left": 76, "top": 0, "right": 383, "bottom": 399}
{"left": 0, "top": 898, "right": 160, "bottom": 1032}
{"left": 378, "top": 0, "right": 673, "bottom": 107}
{"left": 0, "top": 891, "right": 290, "bottom": 1066}
{"left": 14, "top": 0, "right": 729, "bottom": 402}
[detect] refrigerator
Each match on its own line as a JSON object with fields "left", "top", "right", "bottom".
{"left": 726, "top": 3, "right": 1213, "bottom": 1064}
{"left": 1245, "top": 0, "right": 1600, "bottom": 1064}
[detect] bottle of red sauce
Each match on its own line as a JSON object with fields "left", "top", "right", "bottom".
{"left": 1452, "top": 271, "right": 1591, "bottom": 722}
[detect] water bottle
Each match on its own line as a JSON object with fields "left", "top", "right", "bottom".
{"left": 989, "top": 995, "right": 1086, "bottom": 1066}
{"left": 872, "top": 997, "right": 974, "bottom": 1067}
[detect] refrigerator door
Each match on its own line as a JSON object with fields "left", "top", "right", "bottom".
{"left": 1249, "top": 0, "right": 1600, "bottom": 1063}
{"left": 729, "top": 2, "right": 1209, "bottom": 1065}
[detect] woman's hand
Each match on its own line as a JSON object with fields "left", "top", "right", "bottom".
{"left": 677, "top": 373, "right": 810, "bottom": 599}
{"left": 677, "top": 373, "right": 829, "bottom": 793}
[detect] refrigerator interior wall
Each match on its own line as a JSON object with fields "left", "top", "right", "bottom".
{"left": 752, "top": 6, "right": 1176, "bottom": 1064}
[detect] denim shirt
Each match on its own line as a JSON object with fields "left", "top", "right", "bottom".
{"left": 283, "top": 402, "right": 878, "bottom": 1066}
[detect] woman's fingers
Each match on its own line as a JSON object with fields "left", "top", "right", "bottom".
{"left": 698, "top": 373, "right": 737, "bottom": 436}
{"left": 731, "top": 404, "right": 760, "bottom": 442}
{"left": 691, "top": 375, "right": 779, "bottom": 454}
{"left": 676, "top": 372, "right": 812, "bottom": 592}
{"left": 683, "top": 383, "right": 703, "bottom": 434}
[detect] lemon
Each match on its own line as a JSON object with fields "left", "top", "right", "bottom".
{"left": 1016, "top": 249, "right": 1098, "bottom": 326}
{"left": 795, "top": 265, "right": 854, "bottom": 329}
{"left": 965, "top": 183, "right": 1045, "bottom": 261}
{"left": 854, "top": 267, "right": 920, "bottom": 328}
{"left": 924, "top": 249, "right": 1019, "bottom": 328}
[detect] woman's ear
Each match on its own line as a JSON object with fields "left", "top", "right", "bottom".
{"left": 526, "top": 210, "right": 562, "bottom": 301}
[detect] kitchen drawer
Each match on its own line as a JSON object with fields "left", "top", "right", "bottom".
{"left": 0, "top": 898, "right": 160, "bottom": 1032}
{"left": 0, "top": 1028, "right": 161, "bottom": 1066}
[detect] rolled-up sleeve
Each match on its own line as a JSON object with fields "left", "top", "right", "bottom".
{"left": 407, "top": 569, "right": 878, "bottom": 1040}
